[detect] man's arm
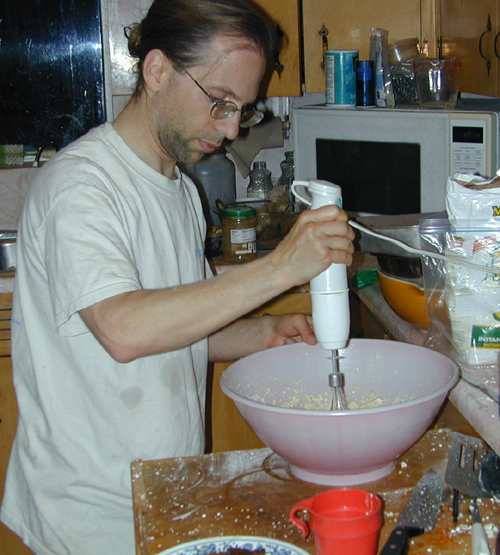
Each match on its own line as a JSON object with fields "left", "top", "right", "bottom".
{"left": 79, "top": 205, "right": 354, "bottom": 363}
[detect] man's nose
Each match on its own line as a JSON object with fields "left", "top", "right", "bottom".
{"left": 215, "top": 115, "right": 241, "bottom": 141}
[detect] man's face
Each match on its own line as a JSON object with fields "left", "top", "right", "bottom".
{"left": 151, "top": 36, "right": 266, "bottom": 165}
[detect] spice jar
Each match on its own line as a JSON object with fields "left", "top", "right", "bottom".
{"left": 221, "top": 205, "right": 257, "bottom": 263}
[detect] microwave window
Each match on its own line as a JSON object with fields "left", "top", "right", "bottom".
{"left": 316, "top": 139, "right": 420, "bottom": 215}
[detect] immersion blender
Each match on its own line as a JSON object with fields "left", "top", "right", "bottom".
{"left": 291, "top": 180, "right": 350, "bottom": 410}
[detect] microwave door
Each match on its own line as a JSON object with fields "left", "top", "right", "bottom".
{"left": 292, "top": 106, "right": 455, "bottom": 215}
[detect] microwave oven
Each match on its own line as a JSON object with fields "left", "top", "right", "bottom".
{"left": 292, "top": 99, "right": 500, "bottom": 215}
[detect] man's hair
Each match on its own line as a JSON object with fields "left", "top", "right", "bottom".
{"left": 125, "top": 0, "right": 277, "bottom": 94}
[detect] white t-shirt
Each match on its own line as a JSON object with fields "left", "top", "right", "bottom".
{"left": 1, "top": 123, "right": 212, "bottom": 555}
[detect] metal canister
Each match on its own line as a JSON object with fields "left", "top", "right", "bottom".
{"left": 221, "top": 205, "right": 257, "bottom": 263}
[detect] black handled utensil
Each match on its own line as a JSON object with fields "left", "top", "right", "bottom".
{"left": 380, "top": 469, "right": 444, "bottom": 555}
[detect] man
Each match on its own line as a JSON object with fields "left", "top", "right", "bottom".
{"left": 0, "top": 0, "right": 355, "bottom": 554}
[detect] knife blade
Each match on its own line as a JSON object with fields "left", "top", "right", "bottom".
{"left": 380, "top": 469, "right": 444, "bottom": 555}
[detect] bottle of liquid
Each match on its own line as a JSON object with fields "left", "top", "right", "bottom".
{"left": 247, "top": 161, "right": 273, "bottom": 200}
{"left": 185, "top": 149, "right": 236, "bottom": 227}
{"left": 277, "top": 151, "right": 295, "bottom": 196}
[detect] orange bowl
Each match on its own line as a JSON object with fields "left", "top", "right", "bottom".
{"left": 377, "top": 269, "right": 430, "bottom": 329}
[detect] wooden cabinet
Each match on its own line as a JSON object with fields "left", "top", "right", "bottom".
{"left": 208, "top": 289, "right": 311, "bottom": 452}
{"left": 301, "top": 0, "right": 439, "bottom": 93}
{"left": 0, "top": 293, "right": 33, "bottom": 555}
{"left": 253, "top": 0, "right": 302, "bottom": 97}
{"left": 438, "top": 0, "right": 500, "bottom": 96}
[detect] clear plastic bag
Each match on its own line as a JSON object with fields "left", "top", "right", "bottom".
{"left": 420, "top": 218, "right": 500, "bottom": 366}
{"left": 369, "top": 28, "right": 395, "bottom": 108}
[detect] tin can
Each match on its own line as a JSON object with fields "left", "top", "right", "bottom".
{"left": 325, "top": 50, "right": 359, "bottom": 107}
{"left": 356, "top": 60, "right": 375, "bottom": 107}
{"left": 222, "top": 205, "right": 257, "bottom": 263}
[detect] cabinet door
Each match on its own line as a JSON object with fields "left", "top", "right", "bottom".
{"left": 302, "top": 0, "right": 431, "bottom": 93}
{"left": 0, "top": 294, "right": 33, "bottom": 555}
{"left": 209, "top": 290, "right": 311, "bottom": 453}
{"left": 253, "top": 0, "right": 302, "bottom": 97}
{"left": 439, "top": 0, "right": 498, "bottom": 96}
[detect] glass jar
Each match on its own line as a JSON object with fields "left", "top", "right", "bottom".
{"left": 221, "top": 205, "right": 257, "bottom": 263}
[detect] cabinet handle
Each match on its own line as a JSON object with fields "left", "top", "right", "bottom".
{"left": 495, "top": 32, "right": 500, "bottom": 59}
{"left": 479, "top": 15, "right": 492, "bottom": 76}
{"left": 318, "top": 24, "right": 329, "bottom": 71}
{"left": 274, "top": 24, "right": 285, "bottom": 77}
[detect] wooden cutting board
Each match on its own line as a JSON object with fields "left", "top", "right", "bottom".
{"left": 132, "top": 428, "right": 500, "bottom": 555}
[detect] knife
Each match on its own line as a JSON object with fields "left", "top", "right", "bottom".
{"left": 380, "top": 469, "right": 444, "bottom": 555}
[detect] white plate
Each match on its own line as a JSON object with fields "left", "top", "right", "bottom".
{"left": 157, "top": 536, "right": 310, "bottom": 555}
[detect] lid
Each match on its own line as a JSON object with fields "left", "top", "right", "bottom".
{"left": 223, "top": 205, "right": 256, "bottom": 217}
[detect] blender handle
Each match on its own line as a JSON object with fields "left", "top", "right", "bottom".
{"left": 291, "top": 181, "right": 313, "bottom": 206}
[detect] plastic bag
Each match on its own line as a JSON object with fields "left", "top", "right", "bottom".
{"left": 420, "top": 173, "right": 500, "bottom": 366}
{"left": 369, "top": 28, "right": 395, "bottom": 108}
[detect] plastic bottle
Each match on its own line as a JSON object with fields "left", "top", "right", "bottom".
{"left": 277, "top": 151, "right": 295, "bottom": 194}
{"left": 185, "top": 149, "right": 236, "bottom": 227}
{"left": 247, "top": 161, "right": 273, "bottom": 200}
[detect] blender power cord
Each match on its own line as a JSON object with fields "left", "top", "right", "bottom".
{"left": 349, "top": 219, "right": 500, "bottom": 275}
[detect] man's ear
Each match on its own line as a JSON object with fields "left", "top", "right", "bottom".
{"left": 142, "top": 49, "right": 173, "bottom": 92}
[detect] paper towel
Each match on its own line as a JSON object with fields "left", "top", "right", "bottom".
{"left": 225, "top": 116, "right": 284, "bottom": 178}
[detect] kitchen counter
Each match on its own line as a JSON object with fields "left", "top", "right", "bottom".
{"left": 131, "top": 427, "right": 500, "bottom": 555}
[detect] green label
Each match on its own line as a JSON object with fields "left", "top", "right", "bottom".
{"left": 471, "top": 325, "right": 500, "bottom": 349}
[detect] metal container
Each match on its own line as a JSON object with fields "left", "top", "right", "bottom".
{"left": 0, "top": 231, "right": 17, "bottom": 271}
{"left": 354, "top": 212, "right": 442, "bottom": 280}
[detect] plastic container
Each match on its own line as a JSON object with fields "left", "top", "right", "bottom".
{"left": 221, "top": 205, "right": 257, "bottom": 263}
{"left": 220, "top": 339, "right": 459, "bottom": 485}
{"left": 413, "top": 57, "right": 461, "bottom": 109}
{"left": 185, "top": 149, "right": 236, "bottom": 227}
{"left": 356, "top": 60, "right": 375, "bottom": 107}
{"left": 247, "top": 161, "right": 273, "bottom": 200}
{"left": 388, "top": 37, "right": 420, "bottom": 64}
{"left": 290, "top": 489, "right": 383, "bottom": 555}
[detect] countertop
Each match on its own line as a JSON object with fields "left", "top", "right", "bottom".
{"left": 131, "top": 428, "right": 500, "bottom": 555}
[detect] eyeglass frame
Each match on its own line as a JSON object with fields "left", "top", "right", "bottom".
{"left": 174, "top": 61, "right": 264, "bottom": 128}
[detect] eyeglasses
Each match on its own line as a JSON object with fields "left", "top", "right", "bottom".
{"left": 179, "top": 65, "right": 264, "bottom": 128}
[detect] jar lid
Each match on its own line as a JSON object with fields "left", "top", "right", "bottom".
{"left": 223, "top": 205, "right": 256, "bottom": 217}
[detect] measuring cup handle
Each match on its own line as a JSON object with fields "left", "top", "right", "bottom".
{"left": 289, "top": 502, "right": 312, "bottom": 538}
{"left": 291, "top": 180, "right": 312, "bottom": 207}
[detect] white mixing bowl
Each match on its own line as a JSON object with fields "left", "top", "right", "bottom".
{"left": 220, "top": 339, "right": 459, "bottom": 486}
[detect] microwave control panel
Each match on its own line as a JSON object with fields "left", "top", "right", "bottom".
{"left": 450, "top": 115, "right": 492, "bottom": 176}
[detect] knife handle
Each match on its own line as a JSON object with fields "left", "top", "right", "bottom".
{"left": 472, "top": 522, "right": 492, "bottom": 555}
{"left": 380, "top": 526, "right": 424, "bottom": 555}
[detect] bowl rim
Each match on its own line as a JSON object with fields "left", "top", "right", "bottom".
{"left": 220, "top": 340, "right": 459, "bottom": 416}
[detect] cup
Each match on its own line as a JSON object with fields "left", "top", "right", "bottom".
{"left": 413, "top": 57, "right": 461, "bottom": 109}
{"left": 290, "top": 489, "right": 383, "bottom": 555}
{"left": 325, "top": 50, "right": 359, "bottom": 107}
